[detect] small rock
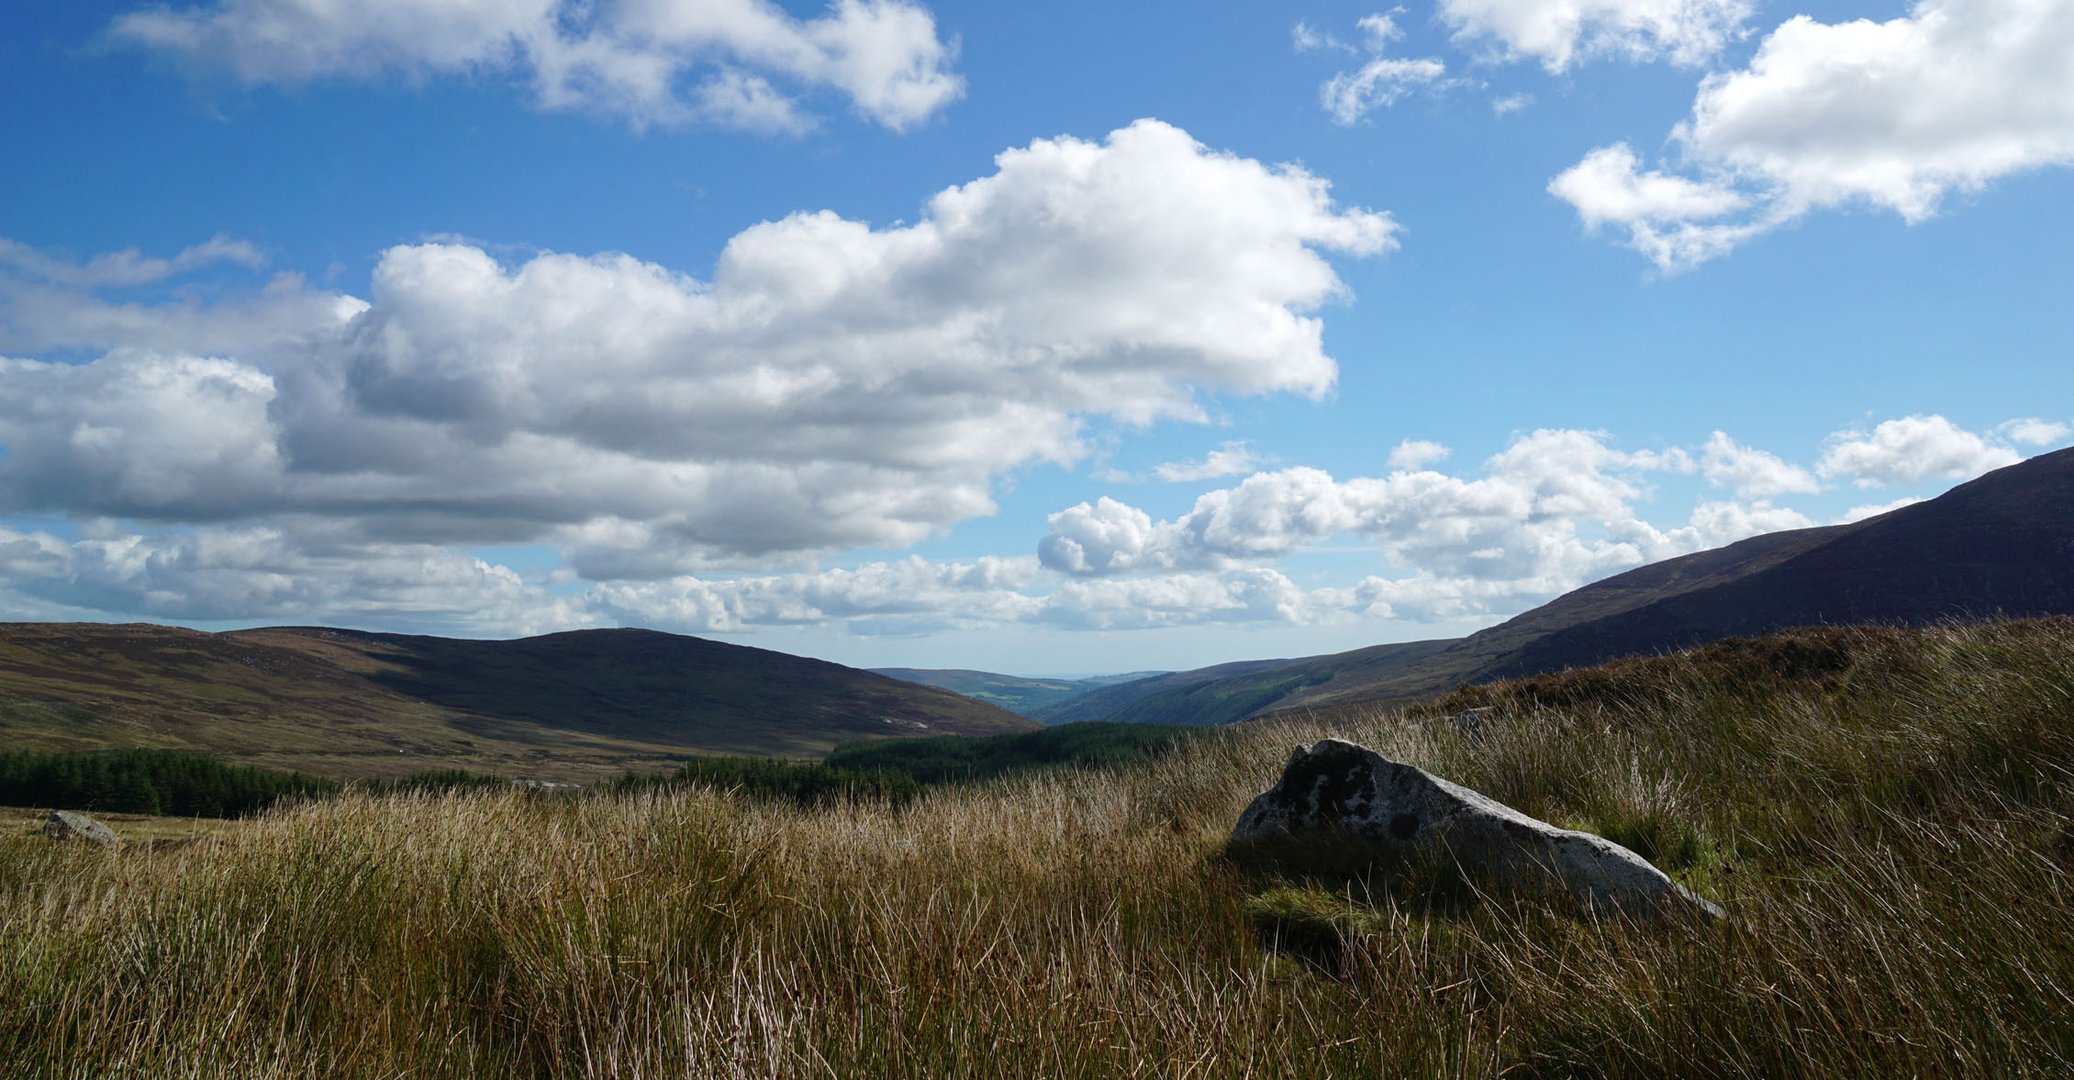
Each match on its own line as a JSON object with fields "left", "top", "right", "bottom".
{"left": 42, "top": 810, "right": 120, "bottom": 847}
{"left": 1447, "top": 707, "right": 1493, "bottom": 739}
{"left": 1231, "top": 739, "right": 1722, "bottom": 921}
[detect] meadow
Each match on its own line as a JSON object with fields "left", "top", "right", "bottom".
{"left": 4, "top": 620, "right": 2071, "bottom": 1078}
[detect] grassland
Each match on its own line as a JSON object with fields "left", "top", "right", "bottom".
{"left": 4, "top": 620, "right": 2071, "bottom": 1078}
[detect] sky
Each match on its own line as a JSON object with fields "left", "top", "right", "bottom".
{"left": 0, "top": 0, "right": 2069, "bottom": 676}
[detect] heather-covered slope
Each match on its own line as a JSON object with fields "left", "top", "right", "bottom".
{"left": 0, "top": 623, "right": 1034, "bottom": 779}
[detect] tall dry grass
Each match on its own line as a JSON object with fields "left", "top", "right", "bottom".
{"left": 4, "top": 620, "right": 2072, "bottom": 1078}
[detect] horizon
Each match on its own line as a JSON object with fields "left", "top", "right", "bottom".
{"left": 2, "top": 0, "right": 2070, "bottom": 674}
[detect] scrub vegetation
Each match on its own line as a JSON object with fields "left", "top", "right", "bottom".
{"left": 4, "top": 620, "right": 2071, "bottom": 1078}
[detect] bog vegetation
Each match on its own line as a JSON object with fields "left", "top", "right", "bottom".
{"left": 4, "top": 620, "right": 2072, "bottom": 1078}
{"left": 2, "top": 721, "right": 1208, "bottom": 819}
{"left": 823, "top": 720, "right": 1209, "bottom": 784}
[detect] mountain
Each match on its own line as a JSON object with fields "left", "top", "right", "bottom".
{"left": 1028, "top": 639, "right": 1467, "bottom": 727}
{"left": 1065, "top": 446, "right": 2074, "bottom": 724}
{"left": 0, "top": 624, "right": 1035, "bottom": 780}
{"left": 867, "top": 669, "right": 1117, "bottom": 718}
{"left": 1031, "top": 657, "right": 1313, "bottom": 726}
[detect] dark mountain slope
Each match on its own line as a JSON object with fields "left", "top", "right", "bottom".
{"left": 1068, "top": 447, "right": 2074, "bottom": 723}
{"left": 0, "top": 623, "right": 1034, "bottom": 780}
{"left": 1481, "top": 446, "right": 2074, "bottom": 684}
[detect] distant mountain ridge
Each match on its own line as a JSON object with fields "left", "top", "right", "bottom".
{"left": 1030, "top": 657, "right": 1307, "bottom": 726}
{"left": 1065, "top": 446, "right": 2074, "bottom": 725}
{"left": 0, "top": 624, "right": 1036, "bottom": 780}
{"left": 867, "top": 669, "right": 1116, "bottom": 718}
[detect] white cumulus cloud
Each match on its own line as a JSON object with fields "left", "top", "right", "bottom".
{"left": 1839, "top": 496, "right": 1925, "bottom": 524}
{"left": 1387, "top": 439, "right": 1452, "bottom": 471}
{"left": 1997, "top": 417, "right": 2071, "bottom": 448}
{"left": 1816, "top": 415, "right": 2025, "bottom": 487}
{"left": 1698, "top": 430, "right": 1819, "bottom": 498}
{"left": 0, "top": 121, "right": 1394, "bottom": 592}
{"left": 112, "top": 0, "right": 965, "bottom": 133}
{"left": 1440, "top": 0, "right": 1750, "bottom": 71}
{"left": 1554, "top": 0, "right": 2074, "bottom": 269}
{"left": 1039, "top": 428, "right": 1808, "bottom": 622}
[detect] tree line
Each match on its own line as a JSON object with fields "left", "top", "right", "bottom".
{"left": 0, "top": 748, "right": 336, "bottom": 818}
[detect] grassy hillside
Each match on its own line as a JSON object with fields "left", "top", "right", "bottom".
{"left": 0, "top": 623, "right": 1034, "bottom": 780}
{"left": 5, "top": 618, "right": 2069, "bottom": 1077}
{"left": 826, "top": 721, "right": 1210, "bottom": 784}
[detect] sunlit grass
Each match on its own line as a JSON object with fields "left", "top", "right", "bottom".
{"left": 4, "top": 620, "right": 2072, "bottom": 1077}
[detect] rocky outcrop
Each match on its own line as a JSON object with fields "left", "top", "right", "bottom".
{"left": 1231, "top": 739, "right": 1722, "bottom": 921}
{"left": 42, "top": 810, "right": 120, "bottom": 847}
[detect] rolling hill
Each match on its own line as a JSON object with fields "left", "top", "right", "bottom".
{"left": 1063, "top": 445, "right": 2074, "bottom": 724}
{"left": 0, "top": 624, "right": 1035, "bottom": 780}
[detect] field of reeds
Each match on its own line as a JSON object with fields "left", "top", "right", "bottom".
{"left": 4, "top": 620, "right": 2072, "bottom": 1078}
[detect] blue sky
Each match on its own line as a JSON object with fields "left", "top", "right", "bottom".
{"left": 1, "top": 0, "right": 2069, "bottom": 675}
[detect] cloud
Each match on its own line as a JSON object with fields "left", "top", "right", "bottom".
{"left": 0, "top": 234, "right": 369, "bottom": 358}
{"left": 1039, "top": 569, "right": 1318, "bottom": 630}
{"left": 1698, "top": 430, "right": 1819, "bottom": 498}
{"left": 1153, "top": 441, "right": 1263, "bottom": 483}
{"left": 1439, "top": 0, "right": 1750, "bottom": 71}
{"left": 689, "top": 70, "right": 816, "bottom": 135}
{"left": 0, "top": 121, "right": 1394, "bottom": 584}
{"left": 1817, "top": 415, "right": 2022, "bottom": 487}
{"left": 112, "top": 0, "right": 964, "bottom": 133}
{"left": 1490, "top": 92, "right": 1534, "bottom": 117}
{"left": 1546, "top": 143, "right": 1756, "bottom": 269}
{"left": 0, "top": 520, "right": 590, "bottom": 636}
{"left": 0, "top": 351, "right": 286, "bottom": 520}
{"left": 593, "top": 555, "right": 1043, "bottom": 636}
{"left": 0, "top": 403, "right": 2035, "bottom": 634}
{"left": 610, "top": 559, "right": 1382, "bottom": 634}
{"left": 1672, "top": 498, "right": 1814, "bottom": 546}
{"left": 1037, "top": 497, "right": 1174, "bottom": 576}
{"left": 1292, "top": 21, "right": 1354, "bottom": 54}
{"left": 1031, "top": 427, "right": 1957, "bottom": 623}
{"left": 1387, "top": 439, "right": 1451, "bottom": 470}
{"left": 0, "top": 234, "right": 264, "bottom": 288}
{"left": 1309, "top": 12, "right": 1449, "bottom": 125}
{"left": 1838, "top": 496, "right": 1924, "bottom": 524}
{"left": 1998, "top": 417, "right": 2071, "bottom": 448}
{"left": 1038, "top": 428, "right": 1806, "bottom": 620}
{"left": 1553, "top": 0, "right": 2074, "bottom": 269}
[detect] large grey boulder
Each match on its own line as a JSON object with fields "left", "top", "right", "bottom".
{"left": 42, "top": 810, "right": 120, "bottom": 847}
{"left": 1231, "top": 739, "right": 1722, "bottom": 921}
